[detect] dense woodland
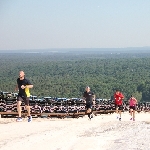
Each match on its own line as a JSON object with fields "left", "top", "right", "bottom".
{"left": 0, "top": 49, "right": 150, "bottom": 101}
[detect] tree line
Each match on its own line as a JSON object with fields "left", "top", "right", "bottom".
{"left": 0, "top": 51, "right": 150, "bottom": 101}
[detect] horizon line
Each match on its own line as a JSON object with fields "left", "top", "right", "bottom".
{"left": 0, "top": 46, "right": 150, "bottom": 51}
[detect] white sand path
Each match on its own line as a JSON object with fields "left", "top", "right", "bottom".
{"left": 0, "top": 112, "right": 150, "bottom": 150}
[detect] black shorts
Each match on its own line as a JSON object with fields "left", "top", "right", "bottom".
{"left": 86, "top": 103, "right": 93, "bottom": 110}
{"left": 129, "top": 106, "right": 136, "bottom": 110}
{"left": 17, "top": 95, "right": 30, "bottom": 106}
{"left": 115, "top": 104, "right": 123, "bottom": 110}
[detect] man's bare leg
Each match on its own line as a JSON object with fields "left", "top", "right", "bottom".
{"left": 116, "top": 107, "right": 118, "bottom": 114}
{"left": 17, "top": 101, "right": 22, "bottom": 117}
{"left": 119, "top": 110, "right": 121, "bottom": 120}
{"left": 16, "top": 101, "right": 23, "bottom": 121}
{"left": 25, "top": 105, "right": 32, "bottom": 122}
{"left": 25, "top": 105, "right": 31, "bottom": 116}
{"left": 116, "top": 107, "right": 119, "bottom": 119}
{"left": 87, "top": 108, "right": 92, "bottom": 119}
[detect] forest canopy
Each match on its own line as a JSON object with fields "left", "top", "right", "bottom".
{"left": 0, "top": 49, "right": 150, "bottom": 101}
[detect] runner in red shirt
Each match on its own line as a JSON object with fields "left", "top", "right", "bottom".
{"left": 114, "top": 89, "right": 124, "bottom": 121}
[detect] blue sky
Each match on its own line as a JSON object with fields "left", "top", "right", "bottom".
{"left": 0, "top": 0, "right": 150, "bottom": 50}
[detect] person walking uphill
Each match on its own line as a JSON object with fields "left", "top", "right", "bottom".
{"left": 15, "top": 71, "right": 33, "bottom": 122}
{"left": 83, "top": 86, "right": 95, "bottom": 120}
{"left": 128, "top": 95, "right": 137, "bottom": 121}
{"left": 114, "top": 89, "right": 124, "bottom": 121}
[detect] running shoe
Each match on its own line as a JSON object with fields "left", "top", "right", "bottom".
{"left": 119, "top": 118, "right": 121, "bottom": 121}
{"left": 133, "top": 118, "right": 135, "bottom": 121}
{"left": 88, "top": 114, "right": 92, "bottom": 120}
{"left": 28, "top": 116, "right": 32, "bottom": 122}
{"left": 88, "top": 116, "right": 91, "bottom": 120}
{"left": 90, "top": 114, "right": 93, "bottom": 119}
{"left": 16, "top": 117, "right": 22, "bottom": 122}
{"left": 130, "top": 118, "right": 132, "bottom": 120}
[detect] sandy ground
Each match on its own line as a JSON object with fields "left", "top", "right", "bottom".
{"left": 0, "top": 112, "right": 150, "bottom": 150}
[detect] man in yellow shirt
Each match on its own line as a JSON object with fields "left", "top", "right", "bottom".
{"left": 16, "top": 71, "right": 33, "bottom": 122}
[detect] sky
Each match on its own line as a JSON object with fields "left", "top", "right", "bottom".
{"left": 0, "top": 0, "right": 150, "bottom": 50}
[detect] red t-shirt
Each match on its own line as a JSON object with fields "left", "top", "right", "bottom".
{"left": 114, "top": 92, "right": 124, "bottom": 105}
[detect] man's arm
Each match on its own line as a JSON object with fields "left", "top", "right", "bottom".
{"left": 24, "top": 79, "right": 33, "bottom": 89}
{"left": 122, "top": 93, "right": 124, "bottom": 99}
{"left": 21, "top": 84, "right": 33, "bottom": 89}
{"left": 26, "top": 85, "right": 33, "bottom": 88}
{"left": 120, "top": 93, "right": 124, "bottom": 100}
{"left": 114, "top": 94, "right": 117, "bottom": 100}
{"left": 82, "top": 92, "right": 86, "bottom": 103}
{"left": 15, "top": 85, "right": 18, "bottom": 91}
{"left": 27, "top": 79, "right": 33, "bottom": 88}
{"left": 93, "top": 94, "right": 95, "bottom": 100}
{"left": 92, "top": 94, "right": 96, "bottom": 104}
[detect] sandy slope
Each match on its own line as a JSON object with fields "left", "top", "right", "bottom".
{"left": 0, "top": 112, "right": 150, "bottom": 150}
